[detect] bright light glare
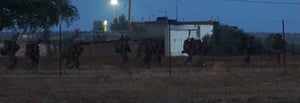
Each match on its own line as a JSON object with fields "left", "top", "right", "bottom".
{"left": 110, "top": 0, "right": 118, "bottom": 5}
{"left": 103, "top": 20, "right": 108, "bottom": 32}
{"left": 103, "top": 20, "right": 108, "bottom": 26}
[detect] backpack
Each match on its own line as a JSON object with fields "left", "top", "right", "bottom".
{"left": 25, "top": 43, "right": 39, "bottom": 57}
{"left": 2, "top": 40, "right": 19, "bottom": 55}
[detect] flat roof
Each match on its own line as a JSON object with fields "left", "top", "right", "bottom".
{"left": 172, "top": 21, "right": 218, "bottom": 25}
{"left": 132, "top": 21, "right": 219, "bottom": 25}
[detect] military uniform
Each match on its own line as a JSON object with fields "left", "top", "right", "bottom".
{"left": 142, "top": 42, "right": 154, "bottom": 68}
{"left": 1, "top": 34, "right": 20, "bottom": 69}
{"left": 243, "top": 38, "right": 252, "bottom": 66}
{"left": 8, "top": 41, "right": 19, "bottom": 69}
{"left": 63, "top": 40, "right": 84, "bottom": 69}
{"left": 115, "top": 36, "right": 131, "bottom": 64}
{"left": 272, "top": 34, "right": 283, "bottom": 63}
{"left": 184, "top": 38, "right": 197, "bottom": 63}
{"left": 152, "top": 42, "right": 162, "bottom": 66}
{"left": 182, "top": 38, "right": 190, "bottom": 54}
{"left": 136, "top": 39, "right": 145, "bottom": 57}
{"left": 25, "top": 41, "right": 40, "bottom": 69}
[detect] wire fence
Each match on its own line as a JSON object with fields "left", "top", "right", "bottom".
{"left": 0, "top": 31, "right": 300, "bottom": 76}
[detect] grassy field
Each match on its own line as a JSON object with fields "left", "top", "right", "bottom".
{"left": 1, "top": 43, "right": 300, "bottom": 103}
{"left": 0, "top": 55, "right": 300, "bottom": 103}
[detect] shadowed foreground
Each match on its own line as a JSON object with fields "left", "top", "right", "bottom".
{"left": 1, "top": 56, "right": 300, "bottom": 103}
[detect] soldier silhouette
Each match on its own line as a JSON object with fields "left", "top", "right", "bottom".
{"left": 142, "top": 41, "right": 153, "bottom": 68}
{"left": 184, "top": 38, "right": 197, "bottom": 63}
{"left": 272, "top": 34, "right": 283, "bottom": 63}
{"left": 0, "top": 33, "right": 20, "bottom": 69}
{"left": 242, "top": 37, "right": 252, "bottom": 66}
{"left": 25, "top": 40, "right": 40, "bottom": 69}
{"left": 63, "top": 40, "right": 84, "bottom": 69}
{"left": 136, "top": 39, "right": 146, "bottom": 57}
{"left": 182, "top": 38, "right": 190, "bottom": 54}
{"left": 152, "top": 41, "right": 163, "bottom": 67}
{"left": 115, "top": 35, "right": 131, "bottom": 64}
{"left": 202, "top": 38, "right": 209, "bottom": 66}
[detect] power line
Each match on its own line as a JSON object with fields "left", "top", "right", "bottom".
{"left": 176, "top": 0, "right": 208, "bottom": 20}
{"left": 179, "top": 2, "right": 200, "bottom": 18}
{"left": 223, "top": 19, "right": 300, "bottom": 23}
{"left": 228, "top": 0, "right": 300, "bottom": 5}
{"left": 139, "top": 0, "right": 160, "bottom": 12}
{"left": 138, "top": 0, "right": 177, "bottom": 19}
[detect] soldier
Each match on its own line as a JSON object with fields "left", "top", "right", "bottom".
{"left": 242, "top": 37, "right": 252, "bottom": 66}
{"left": 182, "top": 38, "right": 190, "bottom": 54}
{"left": 201, "top": 38, "right": 209, "bottom": 66}
{"left": 73, "top": 40, "right": 84, "bottom": 68}
{"left": 142, "top": 41, "right": 154, "bottom": 68}
{"left": 152, "top": 41, "right": 162, "bottom": 66}
{"left": 136, "top": 39, "right": 145, "bottom": 57}
{"left": 115, "top": 35, "right": 131, "bottom": 64}
{"left": 184, "top": 38, "right": 197, "bottom": 63}
{"left": 0, "top": 33, "right": 20, "bottom": 69}
{"left": 202, "top": 38, "right": 209, "bottom": 54}
{"left": 272, "top": 34, "right": 283, "bottom": 63}
{"left": 25, "top": 40, "right": 40, "bottom": 69}
{"left": 63, "top": 40, "right": 84, "bottom": 69}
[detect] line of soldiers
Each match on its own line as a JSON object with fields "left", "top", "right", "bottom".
{"left": 0, "top": 33, "right": 255, "bottom": 69}
{"left": 0, "top": 33, "right": 42, "bottom": 70}
{"left": 114, "top": 35, "right": 164, "bottom": 68}
{"left": 0, "top": 33, "right": 85, "bottom": 70}
{"left": 182, "top": 36, "right": 254, "bottom": 67}
{"left": 182, "top": 37, "right": 209, "bottom": 65}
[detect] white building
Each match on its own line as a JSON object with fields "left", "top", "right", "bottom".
{"left": 166, "top": 21, "right": 217, "bottom": 56}
{"left": 132, "top": 18, "right": 218, "bottom": 56}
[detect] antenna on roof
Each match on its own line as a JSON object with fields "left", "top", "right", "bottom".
{"left": 176, "top": 0, "right": 178, "bottom": 21}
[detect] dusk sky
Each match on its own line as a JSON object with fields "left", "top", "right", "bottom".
{"left": 65, "top": 0, "right": 300, "bottom": 33}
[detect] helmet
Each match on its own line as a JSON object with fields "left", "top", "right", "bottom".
{"left": 190, "top": 38, "right": 195, "bottom": 41}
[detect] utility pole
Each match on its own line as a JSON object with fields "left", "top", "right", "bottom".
{"left": 176, "top": 0, "right": 178, "bottom": 20}
{"left": 168, "top": 25, "right": 172, "bottom": 77}
{"left": 128, "top": 0, "right": 131, "bottom": 37}
{"left": 282, "top": 20, "right": 287, "bottom": 75}
{"left": 59, "top": 24, "right": 62, "bottom": 77}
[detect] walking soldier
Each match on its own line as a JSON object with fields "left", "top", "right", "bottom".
{"left": 115, "top": 35, "right": 131, "bottom": 64}
{"left": 25, "top": 40, "right": 40, "bottom": 69}
{"left": 63, "top": 40, "right": 84, "bottom": 69}
{"left": 0, "top": 33, "right": 20, "bottom": 69}
{"left": 242, "top": 37, "right": 252, "bottom": 66}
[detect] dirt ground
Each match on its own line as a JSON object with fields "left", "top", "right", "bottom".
{"left": 1, "top": 55, "right": 300, "bottom": 103}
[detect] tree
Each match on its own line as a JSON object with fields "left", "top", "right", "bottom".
{"left": 251, "top": 36, "right": 264, "bottom": 54}
{"left": 92, "top": 20, "right": 104, "bottom": 33}
{"left": 210, "top": 25, "right": 248, "bottom": 55}
{"left": 0, "top": 0, "right": 79, "bottom": 33}
{"left": 110, "top": 14, "right": 128, "bottom": 32}
{"left": 1, "top": 0, "right": 78, "bottom": 57}
{"left": 132, "top": 25, "right": 146, "bottom": 40}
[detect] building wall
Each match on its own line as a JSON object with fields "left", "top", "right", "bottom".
{"left": 132, "top": 23, "right": 168, "bottom": 39}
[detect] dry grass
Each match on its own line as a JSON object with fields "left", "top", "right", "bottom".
{"left": 1, "top": 43, "right": 300, "bottom": 102}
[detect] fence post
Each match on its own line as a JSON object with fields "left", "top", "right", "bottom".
{"left": 59, "top": 24, "right": 62, "bottom": 77}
